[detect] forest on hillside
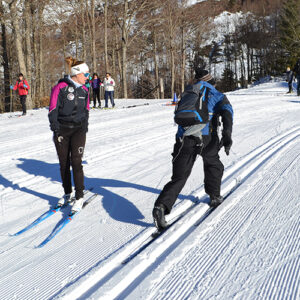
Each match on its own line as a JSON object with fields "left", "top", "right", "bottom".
{"left": 0, "top": 0, "right": 298, "bottom": 112}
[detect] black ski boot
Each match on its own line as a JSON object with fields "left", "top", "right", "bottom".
{"left": 209, "top": 195, "right": 224, "bottom": 208}
{"left": 152, "top": 204, "right": 168, "bottom": 230}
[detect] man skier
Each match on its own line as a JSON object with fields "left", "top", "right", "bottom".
{"left": 293, "top": 59, "right": 300, "bottom": 96}
{"left": 152, "top": 69, "right": 233, "bottom": 230}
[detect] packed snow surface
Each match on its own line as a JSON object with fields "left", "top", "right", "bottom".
{"left": 0, "top": 80, "right": 299, "bottom": 300}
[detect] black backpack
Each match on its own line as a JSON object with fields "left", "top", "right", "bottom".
{"left": 174, "top": 84, "right": 209, "bottom": 127}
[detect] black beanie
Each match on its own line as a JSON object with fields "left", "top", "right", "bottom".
{"left": 195, "top": 68, "right": 215, "bottom": 84}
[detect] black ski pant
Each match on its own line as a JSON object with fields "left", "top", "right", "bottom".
{"left": 297, "top": 75, "right": 300, "bottom": 96}
{"left": 155, "top": 133, "right": 224, "bottom": 214}
{"left": 93, "top": 88, "right": 101, "bottom": 107}
{"left": 54, "top": 127, "right": 86, "bottom": 199}
{"left": 20, "top": 95, "right": 27, "bottom": 114}
{"left": 288, "top": 82, "right": 292, "bottom": 93}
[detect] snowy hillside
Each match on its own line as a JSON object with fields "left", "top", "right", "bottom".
{"left": 0, "top": 80, "right": 299, "bottom": 299}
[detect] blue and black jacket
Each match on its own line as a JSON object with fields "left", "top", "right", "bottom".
{"left": 176, "top": 81, "right": 233, "bottom": 144}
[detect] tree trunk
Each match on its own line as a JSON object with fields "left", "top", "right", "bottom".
{"left": 85, "top": 0, "right": 91, "bottom": 63}
{"left": 62, "top": 25, "right": 67, "bottom": 73}
{"left": 121, "top": 0, "right": 129, "bottom": 99}
{"left": 91, "top": 0, "right": 96, "bottom": 71}
{"left": 38, "top": 5, "right": 45, "bottom": 97}
{"left": 117, "top": 49, "right": 122, "bottom": 98}
{"left": 153, "top": 29, "right": 159, "bottom": 99}
{"left": 80, "top": 0, "right": 86, "bottom": 60}
{"left": 180, "top": 24, "right": 186, "bottom": 93}
{"left": 75, "top": 17, "right": 79, "bottom": 58}
{"left": 167, "top": 5, "right": 175, "bottom": 98}
{"left": 104, "top": 0, "right": 108, "bottom": 71}
{"left": 9, "top": 1, "right": 27, "bottom": 77}
{"left": 0, "top": 1, "right": 11, "bottom": 112}
{"left": 160, "top": 78, "right": 164, "bottom": 99}
{"left": 247, "top": 45, "right": 251, "bottom": 83}
{"left": 24, "top": 0, "right": 33, "bottom": 109}
{"left": 32, "top": 7, "right": 39, "bottom": 99}
{"left": 116, "top": 31, "right": 122, "bottom": 99}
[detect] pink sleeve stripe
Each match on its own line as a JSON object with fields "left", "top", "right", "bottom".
{"left": 82, "top": 86, "right": 90, "bottom": 110}
{"left": 49, "top": 82, "right": 68, "bottom": 112}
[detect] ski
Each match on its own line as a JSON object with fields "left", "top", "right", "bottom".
{"left": 12, "top": 188, "right": 93, "bottom": 236}
{"left": 122, "top": 196, "right": 228, "bottom": 265}
{"left": 13, "top": 206, "right": 62, "bottom": 236}
{"left": 122, "top": 213, "right": 185, "bottom": 265}
{"left": 37, "top": 192, "right": 98, "bottom": 248}
{"left": 122, "top": 103, "right": 149, "bottom": 109}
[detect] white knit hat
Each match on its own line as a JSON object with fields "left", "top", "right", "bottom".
{"left": 70, "top": 63, "right": 89, "bottom": 76}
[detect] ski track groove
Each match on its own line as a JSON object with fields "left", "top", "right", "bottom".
{"left": 257, "top": 219, "right": 299, "bottom": 300}
{"left": 86, "top": 130, "right": 172, "bottom": 164}
{"left": 134, "top": 137, "right": 300, "bottom": 300}
{"left": 1, "top": 99, "right": 299, "bottom": 299}
{"left": 201, "top": 140, "right": 299, "bottom": 299}
{"left": 278, "top": 257, "right": 298, "bottom": 300}
{"left": 211, "top": 155, "right": 299, "bottom": 299}
{"left": 1, "top": 118, "right": 174, "bottom": 202}
{"left": 119, "top": 136, "right": 300, "bottom": 297}
{"left": 0, "top": 195, "right": 104, "bottom": 300}
{"left": 53, "top": 127, "right": 300, "bottom": 300}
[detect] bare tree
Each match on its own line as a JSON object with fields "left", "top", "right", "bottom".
{"left": 0, "top": 0, "right": 11, "bottom": 112}
{"left": 91, "top": 0, "right": 96, "bottom": 71}
{"left": 104, "top": 0, "right": 109, "bottom": 71}
{"left": 9, "top": 1, "right": 27, "bottom": 77}
{"left": 111, "top": 0, "right": 160, "bottom": 98}
{"left": 24, "top": 1, "right": 32, "bottom": 94}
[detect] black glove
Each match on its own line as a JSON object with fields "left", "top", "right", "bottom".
{"left": 220, "top": 130, "right": 232, "bottom": 155}
{"left": 54, "top": 130, "right": 63, "bottom": 143}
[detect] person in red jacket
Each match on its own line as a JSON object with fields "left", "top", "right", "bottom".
{"left": 10, "top": 73, "right": 30, "bottom": 115}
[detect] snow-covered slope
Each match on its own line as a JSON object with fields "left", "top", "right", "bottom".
{"left": 0, "top": 81, "right": 299, "bottom": 300}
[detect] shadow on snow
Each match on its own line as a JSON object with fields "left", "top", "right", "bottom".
{"left": 2, "top": 158, "right": 197, "bottom": 242}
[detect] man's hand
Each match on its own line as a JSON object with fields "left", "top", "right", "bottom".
{"left": 220, "top": 130, "right": 232, "bottom": 155}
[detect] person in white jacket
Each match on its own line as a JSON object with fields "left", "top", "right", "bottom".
{"left": 103, "top": 72, "right": 115, "bottom": 108}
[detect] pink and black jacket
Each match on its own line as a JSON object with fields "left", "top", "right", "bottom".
{"left": 48, "top": 76, "right": 90, "bottom": 133}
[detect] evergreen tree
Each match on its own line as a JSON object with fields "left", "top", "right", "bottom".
{"left": 217, "top": 68, "right": 237, "bottom": 92}
{"left": 279, "top": 0, "right": 300, "bottom": 65}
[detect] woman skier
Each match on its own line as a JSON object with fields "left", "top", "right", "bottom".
{"left": 48, "top": 56, "right": 90, "bottom": 213}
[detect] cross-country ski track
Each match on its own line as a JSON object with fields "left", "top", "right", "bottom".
{"left": 0, "top": 81, "right": 299, "bottom": 299}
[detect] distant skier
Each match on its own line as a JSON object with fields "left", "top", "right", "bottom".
{"left": 48, "top": 56, "right": 90, "bottom": 213}
{"left": 152, "top": 69, "right": 233, "bottom": 230}
{"left": 293, "top": 59, "right": 300, "bottom": 96}
{"left": 103, "top": 72, "right": 115, "bottom": 108}
{"left": 85, "top": 75, "right": 92, "bottom": 91}
{"left": 91, "top": 73, "right": 102, "bottom": 108}
{"left": 286, "top": 67, "right": 294, "bottom": 94}
{"left": 10, "top": 73, "right": 30, "bottom": 116}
